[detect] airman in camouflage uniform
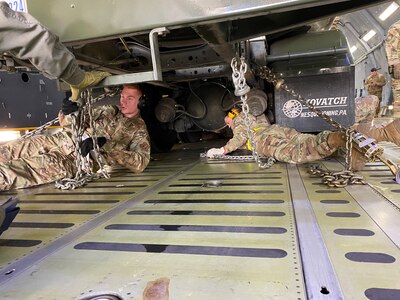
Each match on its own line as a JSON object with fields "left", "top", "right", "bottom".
{"left": 207, "top": 107, "right": 400, "bottom": 170}
{"left": 207, "top": 111, "right": 350, "bottom": 165}
{"left": 0, "top": 85, "right": 150, "bottom": 191}
{"left": 0, "top": 131, "right": 77, "bottom": 190}
{"left": 353, "top": 83, "right": 400, "bottom": 146}
{"left": 364, "top": 68, "right": 386, "bottom": 117}
{"left": 386, "top": 20, "right": 400, "bottom": 115}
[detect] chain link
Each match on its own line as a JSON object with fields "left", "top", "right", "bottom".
{"left": 234, "top": 61, "right": 379, "bottom": 187}
{"left": 18, "top": 119, "right": 60, "bottom": 140}
{"left": 54, "top": 89, "right": 119, "bottom": 189}
{"left": 344, "top": 129, "right": 353, "bottom": 170}
{"left": 200, "top": 152, "right": 276, "bottom": 167}
{"left": 256, "top": 65, "right": 399, "bottom": 186}
{"left": 230, "top": 57, "right": 276, "bottom": 169}
{"left": 15, "top": 87, "right": 119, "bottom": 189}
{"left": 259, "top": 67, "right": 346, "bottom": 131}
{"left": 18, "top": 88, "right": 119, "bottom": 140}
{"left": 303, "top": 129, "right": 366, "bottom": 186}
{"left": 308, "top": 164, "right": 366, "bottom": 187}
{"left": 255, "top": 65, "right": 369, "bottom": 187}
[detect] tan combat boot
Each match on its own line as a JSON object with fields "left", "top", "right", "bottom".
{"left": 327, "top": 132, "right": 367, "bottom": 171}
{"left": 69, "top": 71, "right": 111, "bottom": 101}
{"left": 327, "top": 131, "right": 346, "bottom": 149}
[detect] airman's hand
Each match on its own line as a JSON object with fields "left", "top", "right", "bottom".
{"left": 206, "top": 147, "right": 225, "bottom": 158}
{"left": 79, "top": 137, "right": 107, "bottom": 157}
{"left": 61, "top": 98, "right": 79, "bottom": 115}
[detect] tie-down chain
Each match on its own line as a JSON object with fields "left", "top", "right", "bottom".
{"left": 230, "top": 57, "right": 399, "bottom": 187}
{"left": 18, "top": 88, "right": 119, "bottom": 189}
{"left": 55, "top": 89, "right": 117, "bottom": 190}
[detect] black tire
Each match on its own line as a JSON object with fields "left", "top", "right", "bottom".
{"left": 139, "top": 84, "right": 177, "bottom": 153}
{"left": 177, "top": 131, "right": 202, "bottom": 143}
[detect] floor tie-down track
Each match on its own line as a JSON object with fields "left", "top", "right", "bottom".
{"left": 0, "top": 142, "right": 399, "bottom": 299}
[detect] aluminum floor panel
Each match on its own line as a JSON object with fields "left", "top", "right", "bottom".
{"left": 299, "top": 161, "right": 400, "bottom": 300}
{"left": 0, "top": 141, "right": 399, "bottom": 299}
{"left": 0, "top": 161, "right": 190, "bottom": 272}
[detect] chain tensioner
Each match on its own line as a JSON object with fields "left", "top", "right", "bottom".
{"left": 258, "top": 66, "right": 400, "bottom": 186}
{"left": 228, "top": 56, "right": 400, "bottom": 186}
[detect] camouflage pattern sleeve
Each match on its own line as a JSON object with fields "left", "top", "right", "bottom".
{"left": 57, "top": 104, "right": 117, "bottom": 130}
{"left": 84, "top": 105, "right": 119, "bottom": 130}
{"left": 93, "top": 107, "right": 150, "bottom": 173}
{"left": 386, "top": 21, "right": 400, "bottom": 66}
{"left": 365, "top": 73, "right": 386, "bottom": 94}
{"left": 58, "top": 112, "right": 72, "bottom": 128}
{"left": 106, "top": 127, "right": 150, "bottom": 173}
{"left": 365, "top": 75, "right": 372, "bottom": 90}
{"left": 224, "top": 113, "right": 255, "bottom": 153}
{"left": 0, "top": 2, "right": 84, "bottom": 85}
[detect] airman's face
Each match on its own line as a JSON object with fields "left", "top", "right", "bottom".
{"left": 224, "top": 116, "right": 233, "bottom": 128}
{"left": 119, "top": 86, "right": 142, "bottom": 118}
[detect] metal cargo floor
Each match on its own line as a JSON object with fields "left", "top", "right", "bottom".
{"left": 0, "top": 141, "right": 399, "bottom": 300}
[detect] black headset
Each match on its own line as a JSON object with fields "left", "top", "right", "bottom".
{"left": 137, "top": 93, "right": 147, "bottom": 110}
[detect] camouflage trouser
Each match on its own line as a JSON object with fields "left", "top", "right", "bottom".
{"left": 254, "top": 125, "right": 335, "bottom": 164}
{"left": 0, "top": 2, "right": 84, "bottom": 85}
{"left": 0, "top": 131, "right": 77, "bottom": 191}
{"left": 367, "top": 91, "right": 382, "bottom": 117}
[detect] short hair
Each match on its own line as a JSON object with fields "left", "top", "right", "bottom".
{"left": 371, "top": 68, "right": 377, "bottom": 72}
{"left": 123, "top": 83, "right": 142, "bottom": 92}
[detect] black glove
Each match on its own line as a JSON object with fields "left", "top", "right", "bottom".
{"left": 61, "top": 97, "right": 79, "bottom": 115}
{"left": 79, "top": 137, "right": 107, "bottom": 156}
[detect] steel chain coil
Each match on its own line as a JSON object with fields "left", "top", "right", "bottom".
{"left": 231, "top": 57, "right": 275, "bottom": 169}
{"left": 256, "top": 65, "right": 367, "bottom": 187}
{"left": 55, "top": 89, "right": 115, "bottom": 189}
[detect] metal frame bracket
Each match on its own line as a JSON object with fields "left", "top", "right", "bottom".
{"left": 100, "top": 27, "right": 169, "bottom": 87}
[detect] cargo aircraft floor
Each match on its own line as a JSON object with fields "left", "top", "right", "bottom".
{"left": 0, "top": 141, "right": 399, "bottom": 300}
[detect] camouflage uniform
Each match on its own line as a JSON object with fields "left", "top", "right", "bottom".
{"left": 0, "top": 2, "right": 84, "bottom": 85}
{"left": 364, "top": 72, "right": 386, "bottom": 116}
{"left": 224, "top": 112, "right": 336, "bottom": 164}
{"left": 386, "top": 20, "right": 400, "bottom": 115}
{"left": 0, "top": 105, "right": 150, "bottom": 191}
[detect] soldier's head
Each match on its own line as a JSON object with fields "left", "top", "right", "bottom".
{"left": 224, "top": 107, "right": 241, "bottom": 128}
{"left": 120, "top": 84, "right": 143, "bottom": 118}
{"left": 371, "top": 68, "right": 378, "bottom": 75}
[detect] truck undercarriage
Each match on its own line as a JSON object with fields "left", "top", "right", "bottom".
{"left": 1, "top": 0, "right": 390, "bottom": 151}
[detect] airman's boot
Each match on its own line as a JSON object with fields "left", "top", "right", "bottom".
{"left": 327, "top": 132, "right": 367, "bottom": 171}
{"left": 357, "top": 119, "right": 400, "bottom": 147}
{"left": 327, "top": 132, "right": 346, "bottom": 149}
{"left": 69, "top": 71, "right": 111, "bottom": 101}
